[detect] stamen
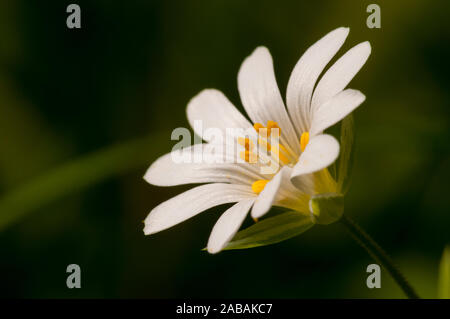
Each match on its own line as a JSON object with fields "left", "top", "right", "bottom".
{"left": 267, "top": 120, "right": 280, "bottom": 136}
{"left": 258, "top": 138, "right": 271, "bottom": 151}
{"left": 278, "top": 143, "right": 289, "bottom": 155}
{"left": 258, "top": 138, "right": 290, "bottom": 165}
{"left": 237, "top": 137, "right": 253, "bottom": 150}
{"left": 251, "top": 179, "right": 269, "bottom": 194}
{"left": 300, "top": 132, "right": 310, "bottom": 152}
{"left": 250, "top": 120, "right": 295, "bottom": 166}
{"left": 271, "top": 144, "right": 290, "bottom": 165}
{"left": 240, "top": 150, "right": 257, "bottom": 163}
{"left": 253, "top": 123, "right": 264, "bottom": 133}
{"left": 254, "top": 122, "right": 280, "bottom": 137}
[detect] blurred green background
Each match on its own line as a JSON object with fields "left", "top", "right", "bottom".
{"left": 0, "top": 0, "right": 449, "bottom": 298}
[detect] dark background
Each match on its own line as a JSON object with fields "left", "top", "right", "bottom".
{"left": 0, "top": 0, "right": 449, "bottom": 298}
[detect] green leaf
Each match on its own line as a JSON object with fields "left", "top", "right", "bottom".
{"left": 337, "top": 114, "right": 355, "bottom": 194}
{"left": 222, "top": 211, "right": 314, "bottom": 251}
{"left": 309, "top": 193, "right": 344, "bottom": 225}
{"left": 438, "top": 245, "right": 450, "bottom": 299}
{"left": 0, "top": 132, "right": 169, "bottom": 231}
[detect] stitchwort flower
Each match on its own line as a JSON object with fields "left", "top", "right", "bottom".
{"left": 143, "top": 27, "right": 370, "bottom": 253}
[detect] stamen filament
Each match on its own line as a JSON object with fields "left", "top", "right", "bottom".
{"left": 239, "top": 150, "right": 258, "bottom": 163}
{"left": 237, "top": 137, "right": 254, "bottom": 151}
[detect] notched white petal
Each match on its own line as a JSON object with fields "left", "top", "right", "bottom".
{"left": 288, "top": 173, "right": 315, "bottom": 196}
{"left": 144, "top": 144, "right": 264, "bottom": 186}
{"left": 143, "top": 183, "right": 254, "bottom": 235}
{"left": 237, "top": 46, "right": 299, "bottom": 151}
{"left": 311, "top": 41, "right": 371, "bottom": 109}
{"left": 186, "top": 89, "right": 251, "bottom": 141}
{"left": 207, "top": 199, "right": 255, "bottom": 254}
{"left": 251, "top": 166, "right": 290, "bottom": 219}
{"left": 309, "top": 89, "right": 365, "bottom": 136}
{"left": 286, "top": 27, "right": 350, "bottom": 134}
{"left": 290, "top": 134, "right": 339, "bottom": 180}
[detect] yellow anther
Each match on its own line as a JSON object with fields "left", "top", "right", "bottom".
{"left": 251, "top": 180, "right": 269, "bottom": 194}
{"left": 300, "top": 132, "right": 310, "bottom": 152}
{"left": 253, "top": 217, "right": 259, "bottom": 223}
{"left": 240, "top": 150, "right": 257, "bottom": 163}
{"left": 266, "top": 120, "right": 281, "bottom": 136}
{"left": 254, "top": 123, "right": 270, "bottom": 137}
{"left": 266, "top": 120, "right": 279, "bottom": 129}
{"left": 237, "top": 137, "right": 253, "bottom": 151}
{"left": 253, "top": 123, "right": 264, "bottom": 133}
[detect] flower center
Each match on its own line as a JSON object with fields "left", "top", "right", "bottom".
{"left": 253, "top": 121, "right": 291, "bottom": 164}
{"left": 237, "top": 121, "right": 294, "bottom": 194}
{"left": 239, "top": 121, "right": 292, "bottom": 167}
{"left": 239, "top": 121, "right": 308, "bottom": 195}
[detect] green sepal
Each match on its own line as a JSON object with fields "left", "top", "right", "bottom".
{"left": 309, "top": 193, "right": 344, "bottom": 225}
{"left": 222, "top": 211, "right": 314, "bottom": 251}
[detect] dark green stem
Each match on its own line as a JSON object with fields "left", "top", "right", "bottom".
{"left": 340, "top": 214, "right": 420, "bottom": 299}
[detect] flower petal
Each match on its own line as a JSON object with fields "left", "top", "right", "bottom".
{"left": 311, "top": 41, "right": 371, "bottom": 110}
{"left": 290, "top": 134, "right": 339, "bottom": 180}
{"left": 143, "top": 183, "right": 254, "bottom": 235}
{"left": 286, "top": 27, "right": 349, "bottom": 134}
{"left": 238, "top": 46, "right": 300, "bottom": 153}
{"left": 207, "top": 199, "right": 255, "bottom": 254}
{"left": 287, "top": 173, "right": 315, "bottom": 196}
{"left": 144, "top": 144, "right": 265, "bottom": 186}
{"left": 187, "top": 89, "right": 252, "bottom": 142}
{"left": 309, "top": 89, "right": 365, "bottom": 136}
{"left": 251, "top": 166, "right": 290, "bottom": 219}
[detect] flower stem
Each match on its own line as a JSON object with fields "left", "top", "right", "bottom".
{"left": 339, "top": 214, "right": 420, "bottom": 299}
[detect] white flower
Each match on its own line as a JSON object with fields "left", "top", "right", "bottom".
{"left": 143, "top": 27, "right": 370, "bottom": 253}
